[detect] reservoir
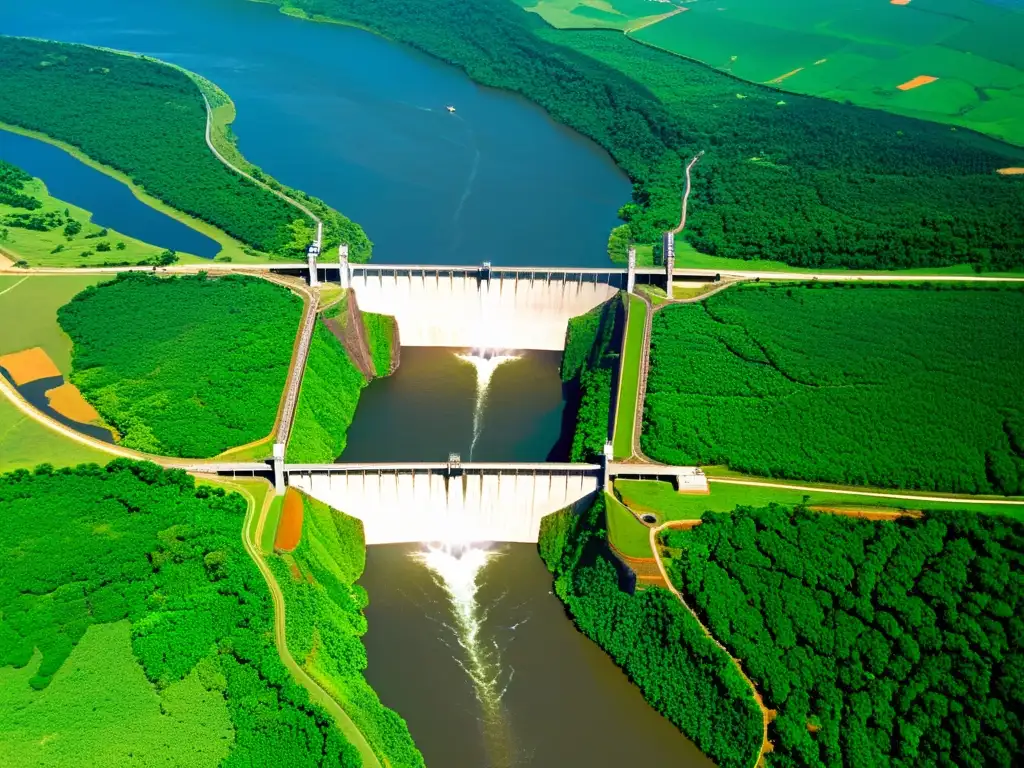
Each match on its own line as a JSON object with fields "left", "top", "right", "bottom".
{"left": 0, "top": 0, "right": 630, "bottom": 267}
{"left": 0, "top": 130, "right": 220, "bottom": 259}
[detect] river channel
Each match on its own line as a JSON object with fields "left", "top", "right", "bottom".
{"left": 2, "top": 2, "right": 710, "bottom": 765}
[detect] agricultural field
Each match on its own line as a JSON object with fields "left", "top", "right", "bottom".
{"left": 57, "top": 272, "right": 302, "bottom": 458}
{"left": 0, "top": 394, "right": 110, "bottom": 474}
{"left": 642, "top": 283, "right": 1024, "bottom": 495}
{"left": 631, "top": 0, "right": 1024, "bottom": 145}
{"left": 0, "top": 461, "right": 363, "bottom": 766}
{"left": 513, "top": 0, "right": 682, "bottom": 31}
{"left": 664, "top": 505, "right": 1024, "bottom": 766}
{"left": 268, "top": 493, "right": 423, "bottom": 767}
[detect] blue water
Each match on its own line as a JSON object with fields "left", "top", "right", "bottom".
{"left": 0, "top": 0, "right": 630, "bottom": 267}
{"left": 0, "top": 130, "right": 220, "bottom": 258}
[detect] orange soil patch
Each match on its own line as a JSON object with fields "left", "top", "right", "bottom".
{"left": 897, "top": 75, "right": 938, "bottom": 91}
{"left": 274, "top": 487, "right": 304, "bottom": 552}
{"left": 810, "top": 505, "right": 923, "bottom": 521}
{"left": 996, "top": 167, "right": 1024, "bottom": 175}
{"left": 767, "top": 67, "right": 804, "bottom": 85}
{"left": 45, "top": 382, "right": 102, "bottom": 424}
{"left": 890, "top": 0, "right": 911, "bottom": 5}
{"left": 0, "top": 347, "right": 61, "bottom": 385}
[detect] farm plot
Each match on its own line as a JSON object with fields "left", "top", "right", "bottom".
{"left": 630, "top": 0, "right": 1024, "bottom": 145}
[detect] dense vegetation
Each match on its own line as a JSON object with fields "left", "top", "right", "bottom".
{"left": 58, "top": 273, "right": 300, "bottom": 457}
{"left": 664, "top": 506, "right": 1024, "bottom": 766}
{"left": 287, "top": 322, "right": 370, "bottom": 463}
{"left": 0, "top": 159, "right": 39, "bottom": 210}
{"left": 0, "top": 461, "right": 362, "bottom": 765}
{"left": 268, "top": 0, "right": 1024, "bottom": 270}
{"left": 362, "top": 313, "right": 395, "bottom": 377}
{"left": 560, "top": 295, "right": 623, "bottom": 462}
{"left": 269, "top": 494, "right": 423, "bottom": 767}
{"left": 0, "top": 36, "right": 368, "bottom": 259}
{"left": 540, "top": 497, "right": 763, "bottom": 768}
{"left": 643, "top": 283, "right": 1024, "bottom": 494}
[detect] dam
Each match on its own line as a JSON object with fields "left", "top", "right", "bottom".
{"left": 286, "top": 460, "right": 602, "bottom": 544}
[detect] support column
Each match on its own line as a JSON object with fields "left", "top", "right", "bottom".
{"left": 272, "top": 442, "right": 286, "bottom": 495}
{"left": 627, "top": 245, "right": 636, "bottom": 294}
{"left": 602, "top": 441, "right": 613, "bottom": 491}
{"left": 662, "top": 231, "right": 675, "bottom": 293}
{"left": 338, "top": 243, "right": 350, "bottom": 289}
{"left": 307, "top": 246, "right": 320, "bottom": 288}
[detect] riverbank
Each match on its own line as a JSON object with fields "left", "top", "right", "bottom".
{"left": 0, "top": 36, "right": 370, "bottom": 262}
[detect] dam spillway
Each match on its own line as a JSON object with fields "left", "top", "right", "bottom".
{"left": 343, "top": 266, "right": 623, "bottom": 350}
{"left": 285, "top": 463, "right": 601, "bottom": 544}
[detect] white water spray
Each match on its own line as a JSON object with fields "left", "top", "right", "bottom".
{"left": 414, "top": 542, "right": 514, "bottom": 765}
{"left": 456, "top": 350, "right": 519, "bottom": 459}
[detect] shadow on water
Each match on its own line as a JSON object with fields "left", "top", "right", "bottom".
{"left": 1, "top": 369, "right": 115, "bottom": 444}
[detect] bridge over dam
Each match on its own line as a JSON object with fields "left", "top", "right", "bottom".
{"left": 269, "top": 254, "right": 674, "bottom": 350}
{"left": 197, "top": 457, "right": 707, "bottom": 545}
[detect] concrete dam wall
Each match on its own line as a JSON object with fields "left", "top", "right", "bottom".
{"left": 286, "top": 464, "right": 600, "bottom": 544}
{"left": 349, "top": 273, "right": 619, "bottom": 350}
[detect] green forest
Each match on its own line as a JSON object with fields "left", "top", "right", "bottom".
{"left": 561, "top": 295, "right": 623, "bottom": 462}
{"left": 540, "top": 497, "right": 763, "bottom": 768}
{"left": 642, "top": 283, "right": 1024, "bottom": 494}
{"left": 267, "top": 0, "right": 1024, "bottom": 270}
{"left": 664, "top": 506, "right": 1024, "bottom": 766}
{"left": 0, "top": 159, "right": 39, "bottom": 210}
{"left": 0, "top": 461, "right": 362, "bottom": 766}
{"left": 0, "top": 36, "right": 368, "bottom": 260}
{"left": 58, "top": 273, "right": 300, "bottom": 458}
{"left": 269, "top": 494, "right": 423, "bottom": 767}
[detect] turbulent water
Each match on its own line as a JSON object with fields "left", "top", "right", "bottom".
{"left": 456, "top": 351, "right": 519, "bottom": 460}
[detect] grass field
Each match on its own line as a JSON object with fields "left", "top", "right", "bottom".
{"left": 260, "top": 494, "right": 285, "bottom": 554}
{"left": 643, "top": 284, "right": 1024, "bottom": 495}
{"left": 513, "top": 0, "right": 679, "bottom": 31}
{"left": 0, "top": 393, "right": 111, "bottom": 473}
{"left": 611, "top": 294, "right": 646, "bottom": 459}
{"left": 0, "top": 275, "right": 111, "bottom": 372}
{"left": 629, "top": 0, "right": 1024, "bottom": 146}
{"left": 606, "top": 490, "right": 653, "bottom": 557}
{"left": 0, "top": 621, "right": 233, "bottom": 768}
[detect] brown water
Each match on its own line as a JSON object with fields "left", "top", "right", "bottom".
{"left": 361, "top": 544, "right": 715, "bottom": 768}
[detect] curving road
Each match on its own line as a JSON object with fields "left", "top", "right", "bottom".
{"left": 672, "top": 150, "right": 704, "bottom": 235}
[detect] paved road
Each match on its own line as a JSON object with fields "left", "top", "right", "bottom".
{"left": 672, "top": 151, "right": 704, "bottom": 235}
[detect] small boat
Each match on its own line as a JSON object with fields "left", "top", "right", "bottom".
{"left": 446, "top": 105, "right": 456, "bottom": 113}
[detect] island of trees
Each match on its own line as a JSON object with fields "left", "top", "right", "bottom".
{"left": 261, "top": 0, "right": 1024, "bottom": 271}
{"left": 0, "top": 36, "right": 370, "bottom": 261}
{"left": 57, "top": 272, "right": 301, "bottom": 458}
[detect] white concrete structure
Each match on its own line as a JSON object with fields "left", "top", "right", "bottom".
{"left": 338, "top": 243, "right": 350, "bottom": 289}
{"left": 627, "top": 246, "right": 637, "bottom": 294}
{"left": 287, "top": 463, "right": 600, "bottom": 544}
{"left": 349, "top": 271, "right": 619, "bottom": 350}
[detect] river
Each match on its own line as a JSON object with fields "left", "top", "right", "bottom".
{"left": 0, "top": 0, "right": 629, "bottom": 267}
{"left": 1, "top": 2, "right": 710, "bottom": 765}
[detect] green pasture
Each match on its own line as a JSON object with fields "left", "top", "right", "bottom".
{"left": 0, "top": 394, "right": 110, "bottom": 473}
{"left": 0, "top": 274, "right": 111, "bottom": 371}
{"left": 630, "top": 0, "right": 1024, "bottom": 146}
{"left": 0, "top": 621, "right": 233, "bottom": 768}
{"left": 605, "top": 490, "right": 653, "bottom": 558}
{"left": 0, "top": 177, "right": 210, "bottom": 267}
{"left": 514, "top": 0, "right": 677, "bottom": 31}
{"left": 260, "top": 494, "right": 285, "bottom": 554}
{"left": 611, "top": 294, "right": 646, "bottom": 459}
